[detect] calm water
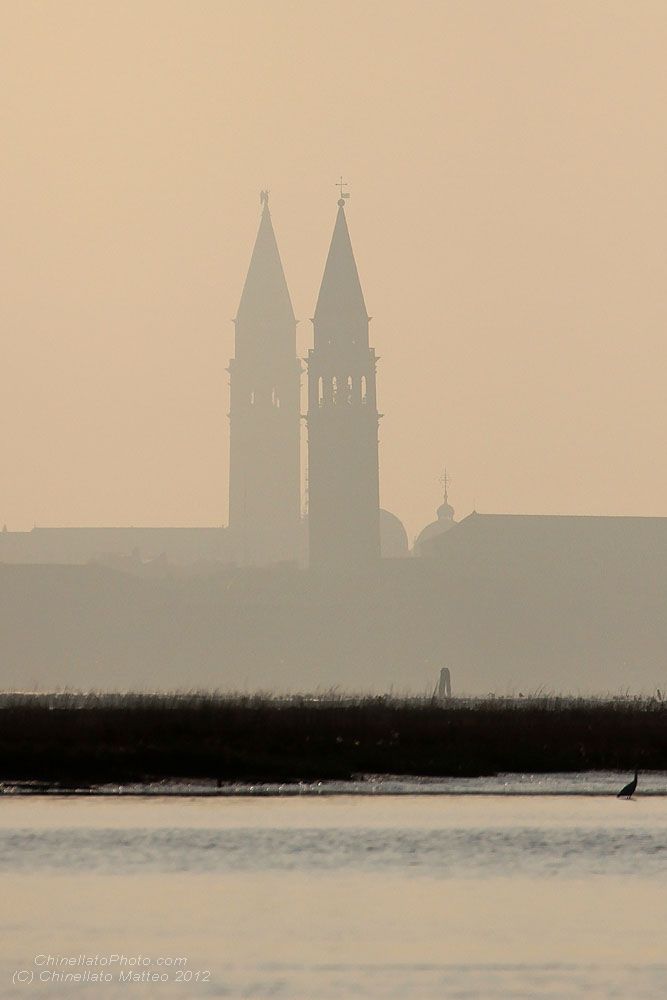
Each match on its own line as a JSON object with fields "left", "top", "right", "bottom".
{"left": 2, "top": 775, "right": 667, "bottom": 999}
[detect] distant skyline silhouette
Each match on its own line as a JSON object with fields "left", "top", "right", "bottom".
{"left": 2, "top": 2, "right": 667, "bottom": 541}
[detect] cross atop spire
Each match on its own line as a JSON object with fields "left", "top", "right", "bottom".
{"left": 439, "top": 469, "right": 451, "bottom": 502}
{"left": 437, "top": 469, "right": 455, "bottom": 523}
{"left": 336, "top": 176, "right": 350, "bottom": 206}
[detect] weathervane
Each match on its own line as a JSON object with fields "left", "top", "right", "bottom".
{"left": 336, "top": 176, "right": 350, "bottom": 206}
{"left": 260, "top": 189, "right": 269, "bottom": 206}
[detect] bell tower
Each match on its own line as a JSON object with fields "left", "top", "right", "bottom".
{"left": 306, "top": 188, "right": 381, "bottom": 569}
{"left": 228, "top": 193, "right": 301, "bottom": 565}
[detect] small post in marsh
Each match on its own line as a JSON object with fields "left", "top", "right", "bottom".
{"left": 435, "top": 666, "right": 452, "bottom": 701}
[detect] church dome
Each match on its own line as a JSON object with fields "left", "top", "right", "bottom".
{"left": 298, "top": 509, "right": 409, "bottom": 563}
{"left": 380, "top": 509, "right": 409, "bottom": 558}
{"left": 414, "top": 490, "right": 456, "bottom": 557}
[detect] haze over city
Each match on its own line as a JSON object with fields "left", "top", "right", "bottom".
{"left": 3, "top": 9, "right": 667, "bottom": 998}
{"left": 3, "top": 1, "right": 667, "bottom": 542}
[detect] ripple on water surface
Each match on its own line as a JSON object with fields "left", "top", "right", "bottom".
{"left": 2, "top": 790, "right": 667, "bottom": 999}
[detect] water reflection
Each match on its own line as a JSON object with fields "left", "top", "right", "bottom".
{"left": 2, "top": 792, "right": 667, "bottom": 999}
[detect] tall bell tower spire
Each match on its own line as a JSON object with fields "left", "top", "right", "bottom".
{"left": 228, "top": 194, "right": 301, "bottom": 565}
{"left": 306, "top": 188, "right": 381, "bottom": 570}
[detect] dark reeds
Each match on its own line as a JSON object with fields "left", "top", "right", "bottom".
{"left": 0, "top": 691, "right": 666, "bottom": 787}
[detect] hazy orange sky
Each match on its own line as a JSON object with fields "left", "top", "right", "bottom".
{"left": 2, "top": 0, "right": 666, "bottom": 542}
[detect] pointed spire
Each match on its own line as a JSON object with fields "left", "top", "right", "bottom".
{"left": 236, "top": 195, "right": 295, "bottom": 329}
{"left": 314, "top": 199, "right": 368, "bottom": 339}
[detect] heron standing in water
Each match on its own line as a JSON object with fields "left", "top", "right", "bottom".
{"left": 617, "top": 771, "right": 638, "bottom": 799}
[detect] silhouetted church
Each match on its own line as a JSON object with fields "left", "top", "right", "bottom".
{"left": 228, "top": 189, "right": 403, "bottom": 569}
{"left": 4, "top": 188, "right": 667, "bottom": 693}
{"left": 228, "top": 190, "right": 388, "bottom": 570}
{"left": 0, "top": 190, "right": 408, "bottom": 570}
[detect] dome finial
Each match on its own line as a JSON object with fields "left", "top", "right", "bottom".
{"left": 437, "top": 468, "right": 455, "bottom": 522}
{"left": 336, "top": 175, "right": 350, "bottom": 208}
{"left": 439, "top": 468, "right": 451, "bottom": 504}
{"left": 413, "top": 469, "right": 457, "bottom": 556}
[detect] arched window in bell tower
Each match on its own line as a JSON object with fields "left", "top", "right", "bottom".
{"left": 318, "top": 376, "right": 324, "bottom": 406}
{"left": 361, "top": 375, "right": 367, "bottom": 403}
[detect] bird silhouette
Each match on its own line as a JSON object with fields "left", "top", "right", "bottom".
{"left": 617, "top": 771, "right": 638, "bottom": 799}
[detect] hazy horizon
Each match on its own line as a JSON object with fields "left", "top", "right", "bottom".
{"left": 3, "top": 1, "right": 667, "bottom": 543}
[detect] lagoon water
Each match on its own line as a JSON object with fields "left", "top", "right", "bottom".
{"left": 2, "top": 775, "right": 667, "bottom": 999}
